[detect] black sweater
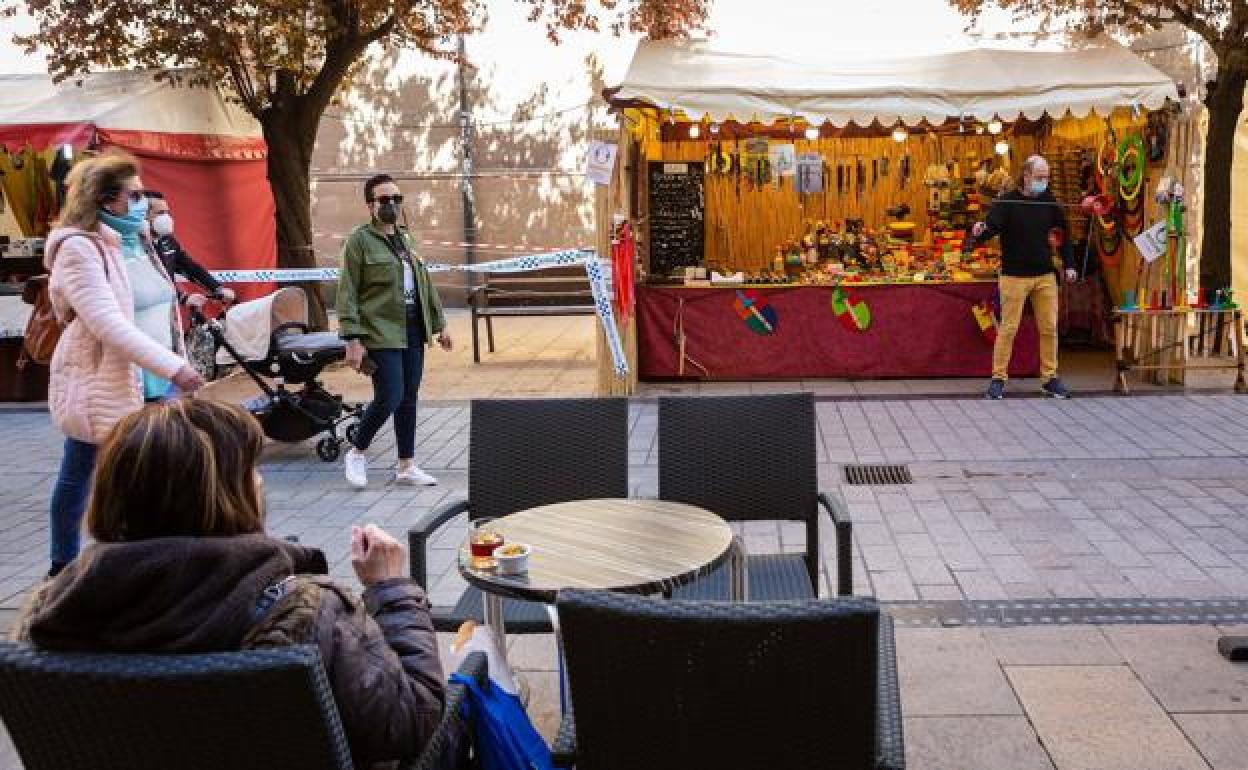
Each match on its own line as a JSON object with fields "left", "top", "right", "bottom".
{"left": 973, "top": 189, "right": 1073, "bottom": 277}
{"left": 152, "top": 234, "right": 222, "bottom": 295}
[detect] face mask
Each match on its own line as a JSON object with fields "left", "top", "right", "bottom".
{"left": 152, "top": 212, "right": 175, "bottom": 237}
{"left": 376, "top": 202, "right": 400, "bottom": 225}
{"left": 128, "top": 194, "right": 150, "bottom": 221}
{"left": 1029, "top": 179, "right": 1048, "bottom": 195}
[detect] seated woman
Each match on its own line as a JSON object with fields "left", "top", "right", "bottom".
{"left": 12, "top": 399, "right": 445, "bottom": 769}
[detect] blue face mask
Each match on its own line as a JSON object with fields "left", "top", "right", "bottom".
{"left": 1029, "top": 179, "right": 1048, "bottom": 195}
{"left": 128, "top": 194, "right": 150, "bottom": 220}
{"left": 98, "top": 194, "right": 149, "bottom": 237}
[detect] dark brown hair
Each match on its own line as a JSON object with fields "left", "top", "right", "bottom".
{"left": 87, "top": 399, "right": 267, "bottom": 542}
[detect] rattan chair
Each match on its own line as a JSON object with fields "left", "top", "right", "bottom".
{"left": 409, "top": 398, "right": 629, "bottom": 632}
{"left": 658, "top": 392, "right": 853, "bottom": 598}
{"left": 0, "top": 641, "right": 486, "bottom": 770}
{"left": 551, "top": 590, "right": 903, "bottom": 770}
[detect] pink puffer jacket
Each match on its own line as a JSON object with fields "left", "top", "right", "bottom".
{"left": 45, "top": 226, "right": 187, "bottom": 444}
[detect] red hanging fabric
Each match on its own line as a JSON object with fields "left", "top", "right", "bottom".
{"left": 611, "top": 220, "right": 636, "bottom": 322}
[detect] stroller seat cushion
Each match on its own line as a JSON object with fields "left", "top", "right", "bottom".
{"left": 276, "top": 331, "right": 347, "bottom": 355}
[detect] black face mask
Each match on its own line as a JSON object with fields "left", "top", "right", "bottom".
{"left": 376, "top": 202, "right": 399, "bottom": 225}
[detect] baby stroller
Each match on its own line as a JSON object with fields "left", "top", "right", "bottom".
{"left": 197, "top": 287, "right": 363, "bottom": 462}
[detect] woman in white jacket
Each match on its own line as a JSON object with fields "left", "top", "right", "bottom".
{"left": 44, "top": 151, "right": 205, "bottom": 577}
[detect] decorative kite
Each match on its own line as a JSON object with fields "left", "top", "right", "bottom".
{"left": 733, "top": 289, "right": 778, "bottom": 335}
{"left": 830, "top": 285, "right": 871, "bottom": 332}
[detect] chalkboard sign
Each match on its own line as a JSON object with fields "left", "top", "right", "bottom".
{"left": 648, "top": 161, "right": 704, "bottom": 274}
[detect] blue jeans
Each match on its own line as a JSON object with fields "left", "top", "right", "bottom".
{"left": 49, "top": 437, "right": 98, "bottom": 572}
{"left": 353, "top": 315, "right": 426, "bottom": 460}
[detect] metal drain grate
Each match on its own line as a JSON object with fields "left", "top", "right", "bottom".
{"left": 843, "top": 464, "right": 913, "bottom": 485}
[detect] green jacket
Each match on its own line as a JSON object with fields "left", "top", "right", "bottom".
{"left": 336, "top": 223, "right": 446, "bottom": 350}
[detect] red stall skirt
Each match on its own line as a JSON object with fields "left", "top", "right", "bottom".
{"left": 637, "top": 283, "right": 1040, "bottom": 380}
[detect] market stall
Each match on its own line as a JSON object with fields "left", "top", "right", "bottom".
{"left": 0, "top": 69, "right": 277, "bottom": 300}
{"left": 603, "top": 39, "right": 1180, "bottom": 381}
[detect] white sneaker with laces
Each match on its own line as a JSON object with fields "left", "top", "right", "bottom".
{"left": 345, "top": 449, "right": 369, "bottom": 489}
{"left": 395, "top": 464, "right": 438, "bottom": 486}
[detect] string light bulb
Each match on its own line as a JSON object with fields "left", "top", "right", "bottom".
{"left": 892, "top": 124, "right": 909, "bottom": 143}
{"left": 688, "top": 123, "right": 701, "bottom": 139}
{"left": 988, "top": 118, "right": 1003, "bottom": 135}
{"left": 709, "top": 122, "right": 720, "bottom": 135}
{"left": 994, "top": 140, "right": 1010, "bottom": 156}
{"left": 805, "top": 126, "right": 820, "bottom": 141}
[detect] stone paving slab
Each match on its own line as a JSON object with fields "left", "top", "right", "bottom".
{"left": 1171, "top": 713, "right": 1248, "bottom": 770}
{"left": 905, "top": 716, "right": 1056, "bottom": 770}
{"left": 1007, "top": 665, "right": 1210, "bottom": 770}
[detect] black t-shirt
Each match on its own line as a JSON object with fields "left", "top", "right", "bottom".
{"left": 975, "top": 189, "right": 1072, "bottom": 277}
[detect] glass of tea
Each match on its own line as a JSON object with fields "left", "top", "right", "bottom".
{"left": 469, "top": 519, "right": 504, "bottom": 569}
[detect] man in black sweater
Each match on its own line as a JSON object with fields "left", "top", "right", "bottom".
{"left": 144, "top": 190, "right": 236, "bottom": 309}
{"left": 971, "top": 155, "right": 1077, "bottom": 400}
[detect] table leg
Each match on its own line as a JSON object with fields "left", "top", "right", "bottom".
{"left": 729, "top": 536, "right": 748, "bottom": 602}
{"left": 482, "top": 592, "right": 508, "bottom": 663}
{"left": 546, "top": 604, "right": 568, "bottom": 715}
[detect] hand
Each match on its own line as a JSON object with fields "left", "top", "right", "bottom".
{"left": 437, "top": 332, "right": 453, "bottom": 352}
{"left": 345, "top": 340, "right": 366, "bottom": 371}
{"left": 1065, "top": 268, "right": 1078, "bottom": 283}
{"left": 218, "top": 287, "right": 237, "bottom": 304}
{"left": 971, "top": 221, "right": 987, "bottom": 239}
{"left": 185, "top": 293, "right": 208, "bottom": 310}
{"left": 351, "top": 524, "right": 407, "bottom": 586}
{"left": 172, "top": 365, "right": 205, "bottom": 393}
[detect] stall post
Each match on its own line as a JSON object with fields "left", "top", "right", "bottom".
{"left": 595, "top": 127, "right": 639, "bottom": 396}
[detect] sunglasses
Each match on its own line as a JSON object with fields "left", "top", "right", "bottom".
{"left": 373, "top": 194, "right": 404, "bottom": 205}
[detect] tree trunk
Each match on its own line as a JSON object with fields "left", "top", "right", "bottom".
{"left": 261, "top": 111, "right": 329, "bottom": 330}
{"left": 1198, "top": 64, "right": 1248, "bottom": 295}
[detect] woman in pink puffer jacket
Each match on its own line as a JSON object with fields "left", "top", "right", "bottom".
{"left": 44, "top": 151, "right": 205, "bottom": 577}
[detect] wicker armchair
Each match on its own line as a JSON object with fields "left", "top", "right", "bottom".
{"left": 0, "top": 641, "right": 486, "bottom": 770}
{"left": 409, "top": 398, "right": 629, "bottom": 632}
{"left": 658, "top": 393, "right": 853, "bottom": 598}
{"left": 551, "top": 591, "right": 903, "bottom": 770}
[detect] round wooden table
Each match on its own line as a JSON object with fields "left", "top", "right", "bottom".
{"left": 458, "top": 498, "right": 747, "bottom": 652}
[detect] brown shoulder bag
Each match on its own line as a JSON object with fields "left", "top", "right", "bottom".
{"left": 17, "top": 236, "right": 109, "bottom": 369}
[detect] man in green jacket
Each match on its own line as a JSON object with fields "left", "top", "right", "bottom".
{"left": 337, "top": 174, "right": 452, "bottom": 489}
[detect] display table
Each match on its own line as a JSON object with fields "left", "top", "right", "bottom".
{"left": 637, "top": 282, "right": 1040, "bottom": 380}
{"left": 0, "top": 294, "right": 46, "bottom": 402}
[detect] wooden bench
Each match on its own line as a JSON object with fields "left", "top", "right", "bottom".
{"left": 468, "top": 267, "right": 595, "bottom": 363}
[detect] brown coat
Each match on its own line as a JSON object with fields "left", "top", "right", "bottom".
{"left": 12, "top": 535, "right": 446, "bottom": 769}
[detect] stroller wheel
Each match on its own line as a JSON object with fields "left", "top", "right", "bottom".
{"left": 345, "top": 422, "right": 359, "bottom": 447}
{"left": 316, "top": 436, "right": 342, "bottom": 463}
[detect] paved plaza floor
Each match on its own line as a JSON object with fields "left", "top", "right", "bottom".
{"left": 2, "top": 323, "right": 1248, "bottom": 766}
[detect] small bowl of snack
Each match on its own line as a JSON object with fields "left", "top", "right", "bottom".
{"left": 493, "top": 542, "right": 531, "bottom": 576}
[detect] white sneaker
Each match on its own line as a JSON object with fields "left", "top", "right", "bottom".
{"left": 345, "top": 449, "right": 369, "bottom": 489}
{"left": 395, "top": 464, "right": 438, "bottom": 486}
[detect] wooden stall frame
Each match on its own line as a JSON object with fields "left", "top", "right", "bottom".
{"left": 1111, "top": 307, "right": 1247, "bottom": 394}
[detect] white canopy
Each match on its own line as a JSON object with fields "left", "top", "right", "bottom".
{"left": 0, "top": 68, "right": 259, "bottom": 138}
{"left": 611, "top": 39, "right": 1178, "bottom": 127}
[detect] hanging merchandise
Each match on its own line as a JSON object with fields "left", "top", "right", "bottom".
{"left": 795, "top": 153, "right": 823, "bottom": 194}
{"left": 742, "top": 138, "right": 771, "bottom": 187}
{"left": 971, "top": 301, "right": 998, "bottom": 345}
{"left": 769, "top": 143, "right": 797, "bottom": 179}
{"left": 830, "top": 284, "right": 871, "bottom": 331}
{"left": 1116, "top": 132, "right": 1146, "bottom": 236}
{"left": 610, "top": 218, "right": 636, "bottom": 321}
{"left": 733, "top": 289, "right": 777, "bottom": 334}
{"left": 1146, "top": 113, "right": 1169, "bottom": 164}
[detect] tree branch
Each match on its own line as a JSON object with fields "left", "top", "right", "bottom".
{"left": 1157, "top": 0, "right": 1223, "bottom": 47}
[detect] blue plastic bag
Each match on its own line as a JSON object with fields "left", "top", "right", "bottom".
{"left": 450, "top": 672, "right": 553, "bottom": 770}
